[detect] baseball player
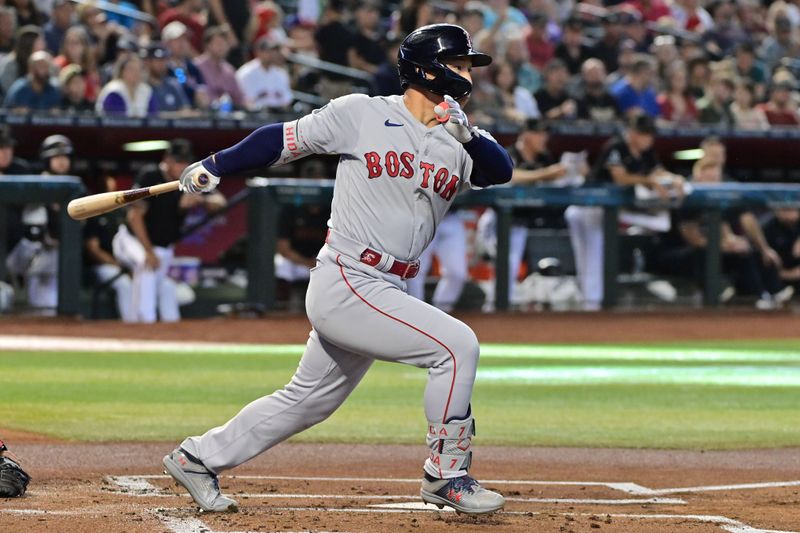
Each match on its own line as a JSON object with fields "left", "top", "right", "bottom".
{"left": 163, "top": 24, "right": 513, "bottom": 515}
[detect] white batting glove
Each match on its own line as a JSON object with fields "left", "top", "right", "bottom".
{"left": 179, "top": 160, "right": 221, "bottom": 194}
{"left": 434, "top": 94, "right": 475, "bottom": 144}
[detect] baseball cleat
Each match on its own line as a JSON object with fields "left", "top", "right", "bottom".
{"left": 420, "top": 474, "right": 504, "bottom": 514}
{"left": 163, "top": 448, "right": 238, "bottom": 512}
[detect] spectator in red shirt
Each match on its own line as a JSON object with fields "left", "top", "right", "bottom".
{"left": 625, "top": 0, "right": 671, "bottom": 23}
{"left": 158, "top": 0, "right": 205, "bottom": 54}
{"left": 526, "top": 12, "right": 553, "bottom": 70}
{"left": 758, "top": 79, "right": 800, "bottom": 126}
{"left": 193, "top": 26, "right": 245, "bottom": 108}
{"left": 657, "top": 61, "right": 698, "bottom": 126}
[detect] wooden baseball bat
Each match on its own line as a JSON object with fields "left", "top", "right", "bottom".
{"left": 67, "top": 174, "right": 209, "bottom": 220}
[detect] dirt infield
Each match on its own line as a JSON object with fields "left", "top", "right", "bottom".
{"left": 1, "top": 437, "right": 800, "bottom": 532}
{"left": 2, "top": 311, "right": 800, "bottom": 532}
{"left": 3, "top": 309, "right": 800, "bottom": 344}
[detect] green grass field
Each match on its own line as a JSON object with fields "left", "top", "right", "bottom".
{"left": 2, "top": 340, "right": 800, "bottom": 449}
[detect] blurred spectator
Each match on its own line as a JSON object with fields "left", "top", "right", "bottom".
{"left": 620, "top": 9, "right": 650, "bottom": 53}
{"left": 235, "top": 36, "right": 292, "bottom": 111}
{"left": 657, "top": 62, "right": 698, "bottom": 126}
{"left": 77, "top": 3, "right": 124, "bottom": 68}
{"left": 534, "top": 59, "right": 576, "bottom": 120}
{"left": 627, "top": 0, "right": 671, "bottom": 23}
{"left": 54, "top": 26, "right": 100, "bottom": 102}
{"left": 96, "top": 55, "right": 158, "bottom": 117}
{"left": 505, "top": 35, "right": 541, "bottom": 94}
{"left": 554, "top": 16, "right": 591, "bottom": 76}
{"left": 43, "top": 0, "right": 74, "bottom": 56}
{"left": 348, "top": 0, "right": 384, "bottom": 75}
{"left": 58, "top": 64, "right": 92, "bottom": 112}
{"left": 697, "top": 74, "right": 734, "bottom": 126}
{"left": 574, "top": 59, "right": 619, "bottom": 122}
{"left": 0, "top": 25, "right": 44, "bottom": 96}
{"left": 652, "top": 35, "right": 679, "bottom": 80}
{"left": 158, "top": 0, "right": 205, "bottom": 54}
{"left": 686, "top": 55, "right": 711, "bottom": 100}
{"left": 0, "top": 125, "right": 29, "bottom": 175}
{"left": 100, "top": 36, "right": 139, "bottom": 85}
{"left": 370, "top": 37, "right": 402, "bottom": 97}
{"left": 252, "top": 2, "right": 289, "bottom": 45}
{"left": 610, "top": 56, "right": 659, "bottom": 118}
{"left": 84, "top": 176, "right": 135, "bottom": 322}
{"left": 525, "top": 12, "right": 554, "bottom": 70}
{"left": 670, "top": 0, "right": 714, "bottom": 33}
{"left": 491, "top": 60, "right": 539, "bottom": 120}
{"left": 759, "top": 14, "right": 799, "bottom": 71}
{"left": 397, "top": 0, "right": 432, "bottom": 37}
{"left": 702, "top": 0, "right": 748, "bottom": 58}
{"left": 0, "top": 7, "right": 16, "bottom": 56}
{"left": 730, "top": 42, "right": 767, "bottom": 99}
{"left": 115, "top": 139, "right": 226, "bottom": 323}
{"left": 593, "top": 12, "right": 624, "bottom": 74}
{"left": 104, "top": 0, "right": 141, "bottom": 30}
{"left": 605, "top": 39, "right": 637, "bottom": 87}
{"left": 10, "top": 0, "right": 44, "bottom": 28}
{"left": 162, "top": 21, "right": 208, "bottom": 108}
{"left": 193, "top": 26, "right": 245, "bottom": 109}
{"left": 208, "top": 0, "right": 251, "bottom": 67}
{"left": 763, "top": 208, "right": 800, "bottom": 292}
{"left": 314, "top": 0, "right": 354, "bottom": 99}
{"left": 145, "top": 42, "right": 190, "bottom": 114}
{"left": 3, "top": 50, "right": 61, "bottom": 110}
{"left": 758, "top": 78, "right": 800, "bottom": 126}
{"left": 730, "top": 79, "right": 769, "bottom": 130}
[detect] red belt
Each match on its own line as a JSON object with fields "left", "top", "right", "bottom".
{"left": 359, "top": 248, "right": 420, "bottom": 279}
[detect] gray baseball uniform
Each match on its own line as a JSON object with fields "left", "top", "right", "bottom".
{"left": 181, "top": 94, "right": 487, "bottom": 479}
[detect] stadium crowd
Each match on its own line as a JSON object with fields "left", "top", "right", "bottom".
{"left": 1, "top": 0, "right": 800, "bottom": 317}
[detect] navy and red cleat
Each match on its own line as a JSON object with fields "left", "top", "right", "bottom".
{"left": 420, "top": 473, "right": 504, "bottom": 514}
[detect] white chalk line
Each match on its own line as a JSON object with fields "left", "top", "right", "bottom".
{"left": 106, "top": 475, "right": 685, "bottom": 505}
{"left": 112, "top": 474, "right": 800, "bottom": 496}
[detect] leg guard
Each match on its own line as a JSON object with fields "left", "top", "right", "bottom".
{"left": 423, "top": 411, "right": 475, "bottom": 479}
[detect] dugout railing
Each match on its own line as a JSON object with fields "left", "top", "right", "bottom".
{"left": 246, "top": 179, "right": 800, "bottom": 312}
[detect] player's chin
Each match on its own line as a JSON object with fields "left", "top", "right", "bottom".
{"left": 457, "top": 94, "right": 471, "bottom": 107}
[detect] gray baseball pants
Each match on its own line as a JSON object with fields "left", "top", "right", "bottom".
{"left": 181, "top": 240, "right": 480, "bottom": 478}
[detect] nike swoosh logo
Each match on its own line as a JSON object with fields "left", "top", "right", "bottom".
{"left": 384, "top": 119, "right": 404, "bottom": 127}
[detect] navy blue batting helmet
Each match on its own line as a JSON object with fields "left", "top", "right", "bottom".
{"left": 397, "top": 24, "right": 492, "bottom": 99}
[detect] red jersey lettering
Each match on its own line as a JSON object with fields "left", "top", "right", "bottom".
{"left": 419, "top": 161, "right": 435, "bottom": 188}
{"left": 385, "top": 151, "right": 399, "bottom": 177}
{"left": 399, "top": 152, "right": 414, "bottom": 178}
{"left": 364, "top": 151, "right": 382, "bottom": 178}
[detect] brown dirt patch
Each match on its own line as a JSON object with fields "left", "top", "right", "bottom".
{"left": 2, "top": 309, "right": 799, "bottom": 344}
{"left": 1, "top": 440, "right": 800, "bottom": 532}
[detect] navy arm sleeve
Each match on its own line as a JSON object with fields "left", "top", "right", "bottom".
{"left": 464, "top": 133, "right": 514, "bottom": 188}
{"left": 202, "top": 123, "right": 284, "bottom": 175}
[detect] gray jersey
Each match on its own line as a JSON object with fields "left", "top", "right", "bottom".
{"left": 278, "top": 94, "right": 482, "bottom": 261}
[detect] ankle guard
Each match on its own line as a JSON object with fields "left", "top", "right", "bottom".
{"left": 424, "top": 414, "right": 475, "bottom": 479}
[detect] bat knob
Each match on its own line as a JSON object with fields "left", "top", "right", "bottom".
{"left": 197, "top": 174, "right": 209, "bottom": 186}
{"left": 435, "top": 100, "right": 450, "bottom": 123}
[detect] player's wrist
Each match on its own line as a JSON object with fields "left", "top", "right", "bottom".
{"left": 202, "top": 155, "right": 222, "bottom": 177}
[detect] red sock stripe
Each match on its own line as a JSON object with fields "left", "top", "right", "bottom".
{"left": 336, "top": 255, "right": 457, "bottom": 423}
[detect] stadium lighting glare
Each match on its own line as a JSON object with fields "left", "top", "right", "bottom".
{"left": 673, "top": 148, "right": 705, "bottom": 161}
{"left": 122, "top": 140, "right": 172, "bottom": 152}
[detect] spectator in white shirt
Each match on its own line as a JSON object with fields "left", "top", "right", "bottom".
{"left": 235, "top": 36, "right": 292, "bottom": 112}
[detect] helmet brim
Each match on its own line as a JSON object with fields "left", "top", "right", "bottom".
{"left": 441, "top": 52, "right": 492, "bottom": 68}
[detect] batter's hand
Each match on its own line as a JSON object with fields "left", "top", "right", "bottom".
{"left": 179, "top": 160, "right": 220, "bottom": 194}
{"left": 434, "top": 94, "right": 474, "bottom": 144}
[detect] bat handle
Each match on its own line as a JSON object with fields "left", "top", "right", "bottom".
{"left": 190, "top": 173, "right": 210, "bottom": 190}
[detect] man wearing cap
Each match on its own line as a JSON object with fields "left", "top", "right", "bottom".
{"left": 159, "top": 0, "right": 205, "bottom": 54}
{"left": 59, "top": 64, "right": 92, "bottom": 112}
{"left": 114, "top": 139, "right": 226, "bottom": 323}
{"left": 3, "top": 50, "right": 61, "bottom": 110}
{"left": 235, "top": 37, "right": 292, "bottom": 111}
{"left": 758, "top": 78, "right": 800, "bottom": 126}
{"left": 566, "top": 114, "right": 683, "bottom": 310}
{"left": 145, "top": 42, "right": 191, "bottom": 113}
{"left": 610, "top": 55, "right": 659, "bottom": 118}
{"left": 44, "top": 0, "right": 74, "bottom": 55}
{"left": 162, "top": 21, "right": 207, "bottom": 107}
